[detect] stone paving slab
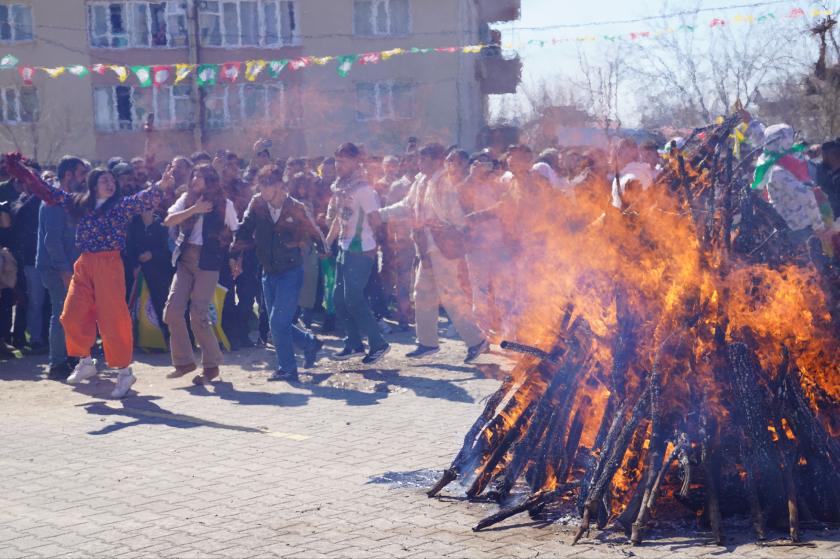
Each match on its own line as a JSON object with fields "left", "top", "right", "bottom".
{"left": 1, "top": 331, "right": 840, "bottom": 558}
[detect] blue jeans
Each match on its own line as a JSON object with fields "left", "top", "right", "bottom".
{"left": 40, "top": 269, "right": 68, "bottom": 367}
{"left": 262, "top": 267, "right": 315, "bottom": 374}
{"left": 24, "top": 266, "right": 46, "bottom": 345}
{"left": 334, "top": 250, "right": 387, "bottom": 351}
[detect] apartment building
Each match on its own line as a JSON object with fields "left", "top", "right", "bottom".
{"left": 0, "top": 0, "right": 521, "bottom": 163}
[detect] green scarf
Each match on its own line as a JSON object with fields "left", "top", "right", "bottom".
{"left": 750, "top": 142, "right": 807, "bottom": 190}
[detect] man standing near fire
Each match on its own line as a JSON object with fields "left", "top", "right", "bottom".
{"left": 370, "top": 143, "right": 489, "bottom": 364}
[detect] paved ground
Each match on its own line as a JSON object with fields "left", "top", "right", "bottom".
{"left": 2, "top": 327, "right": 840, "bottom": 558}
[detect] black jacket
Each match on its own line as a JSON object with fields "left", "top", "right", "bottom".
{"left": 232, "top": 194, "right": 325, "bottom": 275}
{"left": 126, "top": 214, "right": 173, "bottom": 273}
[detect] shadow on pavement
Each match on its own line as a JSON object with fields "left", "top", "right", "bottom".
{"left": 185, "top": 380, "right": 309, "bottom": 407}
{"left": 183, "top": 375, "right": 390, "bottom": 407}
{"left": 356, "top": 368, "right": 475, "bottom": 403}
{"left": 0, "top": 357, "right": 46, "bottom": 382}
{"left": 78, "top": 395, "right": 265, "bottom": 435}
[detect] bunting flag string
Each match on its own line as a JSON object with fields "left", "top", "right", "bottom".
{"left": 245, "top": 59, "right": 267, "bottom": 81}
{"left": 0, "top": 5, "right": 834, "bottom": 87}
{"left": 174, "top": 63, "right": 193, "bottom": 84}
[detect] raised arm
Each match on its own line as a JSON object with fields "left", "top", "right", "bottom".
{"left": 3, "top": 153, "right": 69, "bottom": 207}
{"left": 164, "top": 196, "right": 213, "bottom": 228}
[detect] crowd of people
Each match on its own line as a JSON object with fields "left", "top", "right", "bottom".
{"left": 1, "top": 112, "right": 839, "bottom": 399}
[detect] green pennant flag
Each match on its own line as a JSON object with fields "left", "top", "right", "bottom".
{"left": 267, "top": 59, "right": 288, "bottom": 78}
{"left": 336, "top": 54, "right": 357, "bottom": 78}
{"left": 131, "top": 65, "right": 152, "bottom": 87}
{"left": 0, "top": 54, "right": 19, "bottom": 69}
{"left": 68, "top": 65, "right": 89, "bottom": 77}
{"left": 750, "top": 143, "right": 807, "bottom": 191}
{"left": 410, "top": 47, "right": 432, "bottom": 54}
{"left": 196, "top": 63, "right": 218, "bottom": 87}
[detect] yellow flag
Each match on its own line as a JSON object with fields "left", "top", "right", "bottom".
{"left": 42, "top": 67, "right": 65, "bottom": 78}
{"left": 462, "top": 45, "right": 483, "bottom": 53}
{"left": 209, "top": 284, "right": 230, "bottom": 352}
{"left": 174, "top": 63, "right": 193, "bottom": 83}
{"left": 110, "top": 65, "right": 128, "bottom": 82}
{"left": 310, "top": 56, "right": 333, "bottom": 65}
{"left": 245, "top": 60, "right": 267, "bottom": 81}
{"left": 135, "top": 273, "right": 167, "bottom": 351}
{"left": 381, "top": 48, "right": 404, "bottom": 60}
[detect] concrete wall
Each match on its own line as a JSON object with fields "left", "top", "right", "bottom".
{"left": 0, "top": 0, "right": 501, "bottom": 164}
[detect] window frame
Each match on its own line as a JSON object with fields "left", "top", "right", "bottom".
{"left": 202, "top": 83, "right": 290, "bottom": 129}
{"left": 87, "top": 1, "right": 188, "bottom": 49}
{"left": 92, "top": 84, "right": 194, "bottom": 132}
{"left": 198, "top": 0, "right": 299, "bottom": 48}
{"left": 0, "top": 3, "right": 34, "bottom": 43}
{"left": 0, "top": 85, "right": 39, "bottom": 125}
{"left": 353, "top": 0, "right": 410, "bottom": 38}
{"left": 355, "top": 80, "right": 415, "bottom": 122}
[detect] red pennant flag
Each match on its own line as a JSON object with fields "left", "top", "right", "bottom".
{"left": 18, "top": 66, "right": 34, "bottom": 85}
{"left": 788, "top": 8, "right": 805, "bottom": 18}
{"left": 152, "top": 65, "right": 171, "bottom": 88}
{"left": 358, "top": 52, "right": 380, "bottom": 65}
{"left": 709, "top": 18, "right": 726, "bottom": 27}
{"left": 435, "top": 47, "right": 458, "bottom": 53}
{"left": 220, "top": 61, "right": 241, "bottom": 82}
{"left": 289, "top": 57, "right": 310, "bottom": 70}
{"left": 91, "top": 64, "right": 108, "bottom": 75}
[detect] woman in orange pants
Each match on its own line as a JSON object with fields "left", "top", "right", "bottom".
{"left": 7, "top": 156, "right": 174, "bottom": 398}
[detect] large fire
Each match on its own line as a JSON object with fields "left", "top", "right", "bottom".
{"left": 429, "top": 115, "right": 840, "bottom": 546}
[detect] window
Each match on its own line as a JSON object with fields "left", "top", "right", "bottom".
{"left": 198, "top": 1, "right": 298, "bottom": 47}
{"left": 202, "top": 83, "right": 293, "bottom": 129}
{"left": 93, "top": 85, "right": 193, "bottom": 131}
{"left": 88, "top": 2, "right": 188, "bottom": 48}
{"left": 355, "top": 81, "right": 414, "bottom": 121}
{"left": 353, "top": 0, "right": 409, "bottom": 37}
{"left": 0, "top": 4, "right": 33, "bottom": 42}
{"left": 0, "top": 86, "right": 38, "bottom": 124}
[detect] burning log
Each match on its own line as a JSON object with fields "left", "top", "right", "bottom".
{"left": 429, "top": 114, "right": 840, "bottom": 548}
{"left": 573, "top": 389, "right": 650, "bottom": 544}
{"left": 427, "top": 375, "right": 518, "bottom": 498}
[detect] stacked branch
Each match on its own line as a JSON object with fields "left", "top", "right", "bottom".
{"left": 428, "top": 115, "right": 840, "bottom": 547}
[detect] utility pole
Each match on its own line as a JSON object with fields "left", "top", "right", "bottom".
{"left": 186, "top": 0, "right": 204, "bottom": 151}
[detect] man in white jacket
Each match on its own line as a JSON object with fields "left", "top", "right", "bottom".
{"left": 370, "top": 143, "right": 489, "bottom": 364}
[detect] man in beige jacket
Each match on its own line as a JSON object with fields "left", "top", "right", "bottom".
{"left": 370, "top": 143, "right": 488, "bottom": 364}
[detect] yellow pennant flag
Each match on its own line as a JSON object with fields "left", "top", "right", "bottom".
{"left": 134, "top": 273, "right": 167, "bottom": 351}
{"left": 110, "top": 65, "right": 128, "bottom": 82}
{"left": 462, "top": 45, "right": 483, "bottom": 54}
{"left": 310, "top": 56, "right": 333, "bottom": 65}
{"left": 42, "top": 67, "right": 65, "bottom": 78}
{"left": 174, "top": 63, "right": 193, "bottom": 83}
{"left": 245, "top": 60, "right": 267, "bottom": 81}
{"left": 209, "top": 284, "right": 230, "bottom": 352}
{"left": 380, "top": 48, "right": 404, "bottom": 60}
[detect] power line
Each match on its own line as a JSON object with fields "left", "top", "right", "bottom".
{"left": 6, "top": 0, "right": 819, "bottom": 48}
{"left": 0, "top": 0, "right": 824, "bottom": 74}
{"left": 508, "top": 0, "right": 808, "bottom": 32}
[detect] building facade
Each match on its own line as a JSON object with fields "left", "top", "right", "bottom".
{"left": 0, "top": 0, "right": 520, "bottom": 163}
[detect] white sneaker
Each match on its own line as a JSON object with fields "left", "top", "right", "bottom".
{"left": 67, "top": 358, "right": 98, "bottom": 384}
{"left": 110, "top": 368, "right": 136, "bottom": 399}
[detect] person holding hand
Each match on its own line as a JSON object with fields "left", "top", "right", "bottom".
{"left": 162, "top": 164, "right": 239, "bottom": 385}
{"left": 4, "top": 154, "right": 171, "bottom": 398}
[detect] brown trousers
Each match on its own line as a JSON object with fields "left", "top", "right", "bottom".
{"left": 163, "top": 244, "right": 223, "bottom": 369}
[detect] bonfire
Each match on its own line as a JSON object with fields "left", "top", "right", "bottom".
{"left": 428, "top": 115, "right": 840, "bottom": 546}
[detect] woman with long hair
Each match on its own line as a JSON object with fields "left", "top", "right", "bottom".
{"left": 4, "top": 155, "right": 173, "bottom": 398}
{"left": 163, "top": 164, "right": 239, "bottom": 385}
